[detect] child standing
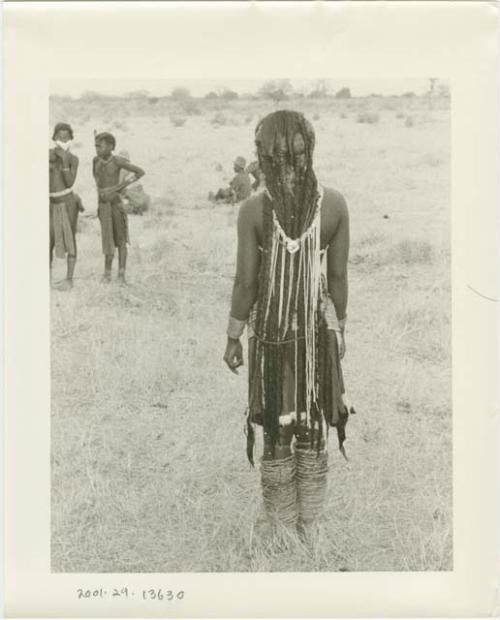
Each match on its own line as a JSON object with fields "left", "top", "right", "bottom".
{"left": 93, "top": 132, "right": 145, "bottom": 284}
{"left": 49, "top": 122, "right": 84, "bottom": 290}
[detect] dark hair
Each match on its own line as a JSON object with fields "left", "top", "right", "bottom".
{"left": 52, "top": 122, "right": 74, "bottom": 140}
{"left": 95, "top": 132, "right": 116, "bottom": 149}
{"left": 249, "top": 110, "right": 329, "bottom": 450}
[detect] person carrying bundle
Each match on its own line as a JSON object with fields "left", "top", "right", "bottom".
{"left": 93, "top": 132, "right": 145, "bottom": 284}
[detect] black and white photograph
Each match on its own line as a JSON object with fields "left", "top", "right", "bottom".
{"left": 49, "top": 78, "right": 452, "bottom": 573}
{"left": 4, "top": 2, "right": 498, "bottom": 616}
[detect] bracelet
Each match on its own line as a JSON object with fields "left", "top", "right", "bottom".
{"left": 226, "top": 315, "right": 246, "bottom": 339}
{"left": 324, "top": 298, "right": 347, "bottom": 332}
{"left": 62, "top": 168, "right": 70, "bottom": 171}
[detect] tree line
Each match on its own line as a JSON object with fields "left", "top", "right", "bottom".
{"left": 54, "top": 79, "right": 450, "bottom": 104}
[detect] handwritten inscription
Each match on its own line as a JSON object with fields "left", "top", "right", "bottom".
{"left": 77, "top": 588, "right": 185, "bottom": 601}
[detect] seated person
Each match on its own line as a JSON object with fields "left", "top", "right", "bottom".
{"left": 212, "top": 156, "right": 252, "bottom": 204}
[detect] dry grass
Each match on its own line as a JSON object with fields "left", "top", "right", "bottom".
{"left": 50, "top": 95, "right": 451, "bottom": 572}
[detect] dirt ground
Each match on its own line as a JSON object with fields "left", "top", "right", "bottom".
{"left": 50, "top": 95, "right": 451, "bottom": 572}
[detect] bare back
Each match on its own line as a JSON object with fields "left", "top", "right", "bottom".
{"left": 245, "top": 187, "right": 348, "bottom": 250}
{"left": 230, "top": 186, "right": 350, "bottom": 321}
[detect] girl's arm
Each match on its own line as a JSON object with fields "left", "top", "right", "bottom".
{"left": 327, "top": 195, "right": 349, "bottom": 322}
{"left": 230, "top": 200, "right": 260, "bottom": 321}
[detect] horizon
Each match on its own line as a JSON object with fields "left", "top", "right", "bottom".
{"left": 51, "top": 78, "right": 436, "bottom": 99}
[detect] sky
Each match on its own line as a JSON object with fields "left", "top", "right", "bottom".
{"left": 51, "top": 78, "right": 432, "bottom": 99}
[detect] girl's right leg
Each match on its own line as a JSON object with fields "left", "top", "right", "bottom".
{"left": 102, "top": 254, "right": 113, "bottom": 282}
{"left": 294, "top": 422, "right": 329, "bottom": 536}
{"left": 260, "top": 425, "right": 297, "bottom": 528}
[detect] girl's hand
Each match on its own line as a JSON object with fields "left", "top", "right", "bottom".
{"left": 223, "top": 337, "right": 243, "bottom": 374}
{"left": 99, "top": 188, "right": 119, "bottom": 202}
{"left": 337, "top": 331, "right": 346, "bottom": 359}
{"left": 54, "top": 146, "right": 70, "bottom": 164}
{"left": 328, "top": 329, "right": 346, "bottom": 359}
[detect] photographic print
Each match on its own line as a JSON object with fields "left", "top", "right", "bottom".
{"left": 49, "top": 78, "right": 452, "bottom": 573}
{"left": 5, "top": 2, "right": 498, "bottom": 616}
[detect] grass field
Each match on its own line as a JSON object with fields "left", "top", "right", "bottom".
{"left": 50, "top": 94, "right": 451, "bottom": 572}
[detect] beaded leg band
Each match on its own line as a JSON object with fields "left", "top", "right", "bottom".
{"left": 260, "top": 455, "right": 298, "bottom": 528}
{"left": 295, "top": 448, "right": 329, "bottom": 526}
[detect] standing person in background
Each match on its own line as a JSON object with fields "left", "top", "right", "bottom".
{"left": 49, "top": 122, "right": 84, "bottom": 291}
{"left": 93, "top": 132, "right": 145, "bottom": 284}
{"left": 223, "top": 110, "right": 353, "bottom": 541}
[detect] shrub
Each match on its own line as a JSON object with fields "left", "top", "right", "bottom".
{"left": 181, "top": 99, "right": 201, "bottom": 115}
{"left": 392, "top": 239, "right": 434, "bottom": 264}
{"left": 211, "top": 112, "right": 227, "bottom": 126}
{"left": 113, "top": 120, "right": 128, "bottom": 131}
{"left": 171, "top": 87, "right": 191, "bottom": 101}
{"left": 421, "top": 153, "right": 443, "bottom": 167}
{"left": 259, "top": 79, "right": 293, "bottom": 102}
{"left": 80, "top": 90, "right": 106, "bottom": 103}
{"left": 170, "top": 115, "right": 186, "bottom": 127}
{"left": 357, "top": 112, "right": 380, "bottom": 124}
{"left": 405, "top": 115, "right": 415, "bottom": 127}
{"left": 220, "top": 89, "right": 238, "bottom": 101}
{"left": 335, "top": 87, "right": 351, "bottom": 99}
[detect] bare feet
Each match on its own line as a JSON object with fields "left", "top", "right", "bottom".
{"left": 297, "top": 518, "right": 319, "bottom": 545}
{"left": 54, "top": 278, "right": 73, "bottom": 291}
{"left": 117, "top": 270, "right": 127, "bottom": 286}
{"left": 101, "top": 271, "right": 112, "bottom": 284}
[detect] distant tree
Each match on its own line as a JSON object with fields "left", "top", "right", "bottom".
{"left": 171, "top": 87, "right": 191, "bottom": 101}
{"left": 51, "top": 94, "right": 73, "bottom": 102}
{"left": 126, "top": 89, "right": 149, "bottom": 99}
{"left": 308, "top": 89, "right": 324, "bottom": 99}
{"left": 308, "top": 79, "right": 329, "bottom": 98}
{"left": 335, "top": 87, "right": 351, "bottom": 99}
{"left": 148, "top": 97, "right": 159, "bottom": 104}
{"left": 181, "top": 99, "right": 201, "bottom": 115}
{"left": 274, "top": 88, "right": 290, "bottom": 102}
{"left": 426, "top": 78, "right": 449, "bottom": 107}
{"left": 259, "top": 79, "right": 293, "bottom": 102}
{"left": 401, "top": 91, "right": 416, "bottom": 98}
{"left": 220, "top": 89, "right": 238, "bottom": 101}
{"left": 428, "top": 78, "right": 438, "bottom": 95}
{"left": 80, "top": 90, "right": 106, "bottom": 102}
{"left": 205, "top": 91, "right": 219, "bottom": 100}
{"left": 437, "top": 82, "right": 450, "bottom": 98}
